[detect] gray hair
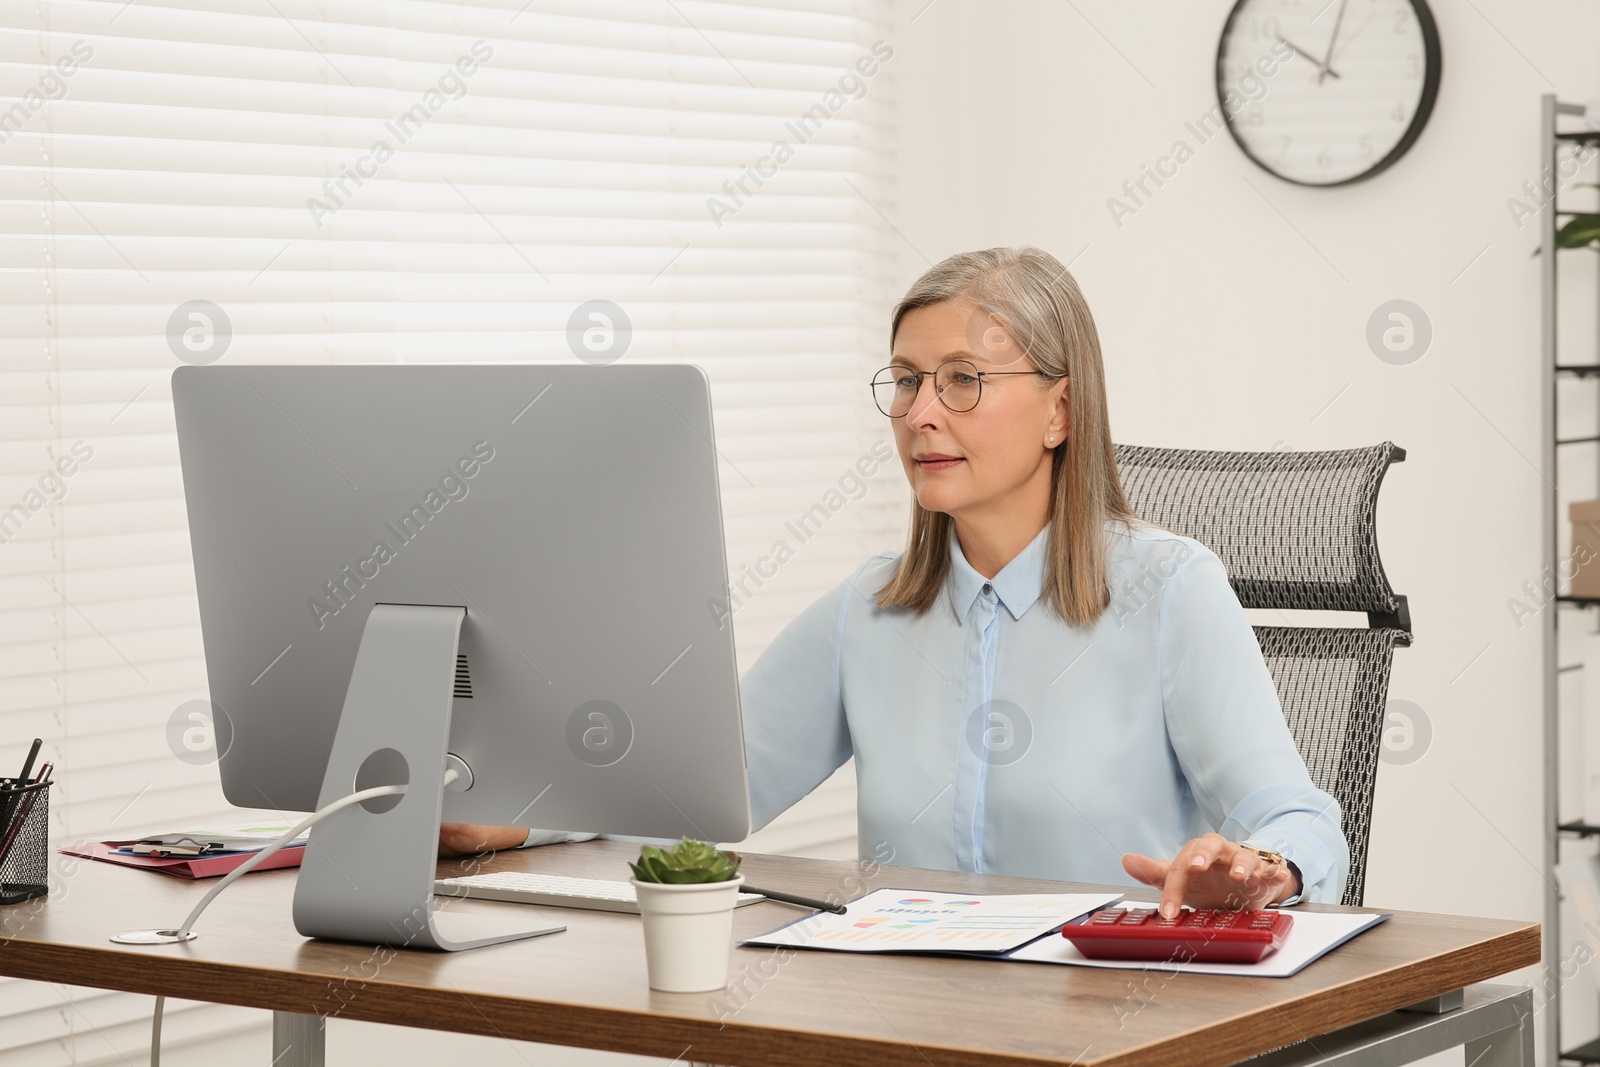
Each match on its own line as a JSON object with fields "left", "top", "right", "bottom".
{"left": 875, "top": 246, "right": 1137, "bottom": 627}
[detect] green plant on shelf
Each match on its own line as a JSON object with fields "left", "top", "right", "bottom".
{"left": 1538, "top": 185, "right": 1600, "bottom": 253}
{"left": 629, "top": 838, "right": 742, "bottom": 884}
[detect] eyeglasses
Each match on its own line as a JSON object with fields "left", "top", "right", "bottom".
{"left": 870, "top": 360, "right": 1051, "bottom": 418}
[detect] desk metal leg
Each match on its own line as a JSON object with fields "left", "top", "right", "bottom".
{"left": 1245, "top": 985, "right": 1530, "bottom": 1067}
{"left": 1464, "top": 1003, "right": 1534, "bottom": 1067}
{"left": 272, "top": 1012, "right": 326, "bottom": 1067}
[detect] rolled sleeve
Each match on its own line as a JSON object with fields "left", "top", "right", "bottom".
{"left": 1157, "top": 543, "right": 1351, "bottom": 904}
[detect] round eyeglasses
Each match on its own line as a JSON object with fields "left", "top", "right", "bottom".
{"left": 870, "top": 360, "right": 1050, "bottom": 418}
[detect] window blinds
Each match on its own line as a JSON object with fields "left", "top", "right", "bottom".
{"left": 0, "top": 0, "right": 900, "bottom": 1060}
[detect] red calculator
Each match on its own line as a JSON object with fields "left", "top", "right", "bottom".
{"left": 1062, "top": 906, "right": 1293, "bottom": 964}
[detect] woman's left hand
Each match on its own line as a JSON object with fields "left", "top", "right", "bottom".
{"left": 437, "top": 822, "right": 527, "bottom": 857}
{"left": 1121, "top": 833, "right": 1299, "bottom": 918}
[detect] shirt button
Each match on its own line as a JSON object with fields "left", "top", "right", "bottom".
{"left": 982, "top": 583, "right": 993, "bottom": 596}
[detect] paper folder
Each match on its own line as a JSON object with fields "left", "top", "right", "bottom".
{"left": 59, "top": 839, "right": 305, "bottom": 879}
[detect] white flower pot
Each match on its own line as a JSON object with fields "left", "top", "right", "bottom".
{"left": 630, "top": 875, "right": 744, "bottom": 992}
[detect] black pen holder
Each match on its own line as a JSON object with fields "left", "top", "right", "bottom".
{"left": 0, "top": 777, "right": 50, "bottom": 905}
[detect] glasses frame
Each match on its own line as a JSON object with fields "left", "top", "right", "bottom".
{"left": 869, "top": 360, "right": 1053, "bottom": 418}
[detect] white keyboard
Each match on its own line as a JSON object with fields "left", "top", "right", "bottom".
{"left": 433, "top": 871, "right": 767, "bottom": 914}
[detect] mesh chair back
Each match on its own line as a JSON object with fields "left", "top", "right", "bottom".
{"left": 1113, "top": 442, "right": 1409, "bottom": 906}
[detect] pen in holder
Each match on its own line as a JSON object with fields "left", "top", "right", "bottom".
{"left": 0, "top": 777, "right": 50, "bottom": 905}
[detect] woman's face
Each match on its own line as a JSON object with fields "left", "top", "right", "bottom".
{"left": 889, "top": 298, "right": 1070, "bottom": 521}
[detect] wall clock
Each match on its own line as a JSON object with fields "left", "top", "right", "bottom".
{"left": 1216, "top": 0, "right": 1441, "bottom": 186}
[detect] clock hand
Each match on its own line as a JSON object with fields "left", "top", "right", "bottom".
{"left": 1314, "top": 0, "right": 1349, "bottom": 84}
{"left": 1276, "top": 35, "right": 1341, "bottom": 78}
{"left": 1314, "top": 7, "right": 1378, "bottom": 85}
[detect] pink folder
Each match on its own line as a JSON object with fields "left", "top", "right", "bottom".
{"left": 59, "top": 839, "right": 305, "bottom": 879}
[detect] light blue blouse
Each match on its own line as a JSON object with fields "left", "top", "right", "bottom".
{"left": 737, "top": 518, "right": 1349, "bottom": 904}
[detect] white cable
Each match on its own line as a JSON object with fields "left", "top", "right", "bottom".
{"left": 150, "top": 995, "right": 163, "bottom": 1067}
{"left": 175, "top": 779, "right": 418, "bottom": 936}
{"left": 148, "top": 772, "right": 452, "bottom": 1065}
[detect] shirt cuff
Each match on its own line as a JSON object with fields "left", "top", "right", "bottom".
{"left": 514, "top": 830, "right": 601, "bottom": 849}
{"left": 1241, "top": 825, "right": 1341, "bottom": 905}
{"left": 1271, "top": 860, "right": 1305, "bottom": 907}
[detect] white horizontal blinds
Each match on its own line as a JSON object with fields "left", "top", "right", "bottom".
{"left": 1, "top": 0, "right": 896, "bottom": 1060}
{"left": 0, "top": 5, "right": 278, "bottom": 1057}
{"left": 21, "top": 0, "right": 904, "bottom": 631}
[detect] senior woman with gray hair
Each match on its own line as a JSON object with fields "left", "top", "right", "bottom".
{"left": 444, "top": 246, "right": 1348, "bottom": 916}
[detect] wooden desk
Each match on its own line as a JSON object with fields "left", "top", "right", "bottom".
{"left": 0, "top": 839, "right": 1538, "bottom": 1067}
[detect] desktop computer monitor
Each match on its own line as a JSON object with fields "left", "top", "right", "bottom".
{"left": 172, "top": 363, "right": 750, "bottom": 950}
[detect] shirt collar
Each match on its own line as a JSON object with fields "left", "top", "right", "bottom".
{"left": 946, "top": 522, "right": 1050, "bottom": 624}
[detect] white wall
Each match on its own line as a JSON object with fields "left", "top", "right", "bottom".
{"left": 884, "top": 0, "right": 1600, "bottom": 1058}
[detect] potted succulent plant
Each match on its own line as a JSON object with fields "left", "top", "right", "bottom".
{"left": 629, "top": 838, "right": 745, "bottom": 992}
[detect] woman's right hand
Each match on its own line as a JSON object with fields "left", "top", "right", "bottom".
{"left": 437, "top": 822, "right": 527, "bottom": 857}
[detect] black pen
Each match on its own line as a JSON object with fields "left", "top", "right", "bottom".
{"left": 16, "top": 738, "right": 41, "bottom": 786}
{"left": 742, "top": 884, "right": 847, "bottom": 915}
{"left": 0, "top": 738, "right": 40, "bottom": 832}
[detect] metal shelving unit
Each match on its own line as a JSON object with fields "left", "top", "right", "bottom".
{"left": 1543, "top": 94, "right": 1600, "bottom": 1066}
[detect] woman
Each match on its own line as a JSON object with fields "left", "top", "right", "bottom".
{"left": 445, "top": 246, "right": 1348, "bottom": 916}
{"left": 741, "top": 244, "right": 1345, "bottom": 914}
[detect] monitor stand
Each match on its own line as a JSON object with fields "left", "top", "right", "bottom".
{"left": 291, "top": 603, "right": 566, "bottom": 950}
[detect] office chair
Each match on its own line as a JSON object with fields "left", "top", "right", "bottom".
{"left": 1113, "top": 441, "right": 1410, "bottom": 907}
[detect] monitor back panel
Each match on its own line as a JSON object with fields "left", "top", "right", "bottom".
{"left": 172, "top": 363, "right": 749, "bottom": 842}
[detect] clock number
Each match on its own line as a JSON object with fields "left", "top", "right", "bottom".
{"left": 1359, "top": 134, "right": 1376, "bottom": 159}
{"left": 1407, "top": 54, "right": 1421, "bottom": 76}
{"left": 1248, "top": 16, "right": 1280, "bottom": 39}
{"left": 1394, "top": 8, "right": 1409, "bottom": 32}
{"left": 1276, "top": 134, "right": 1293, "bottom": 164}
{"left": 1392, "top": 102, "right": 1407, "bottom": 122}
{"left": 1317, "top": 146, "right": 1332, "bottom": 170}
